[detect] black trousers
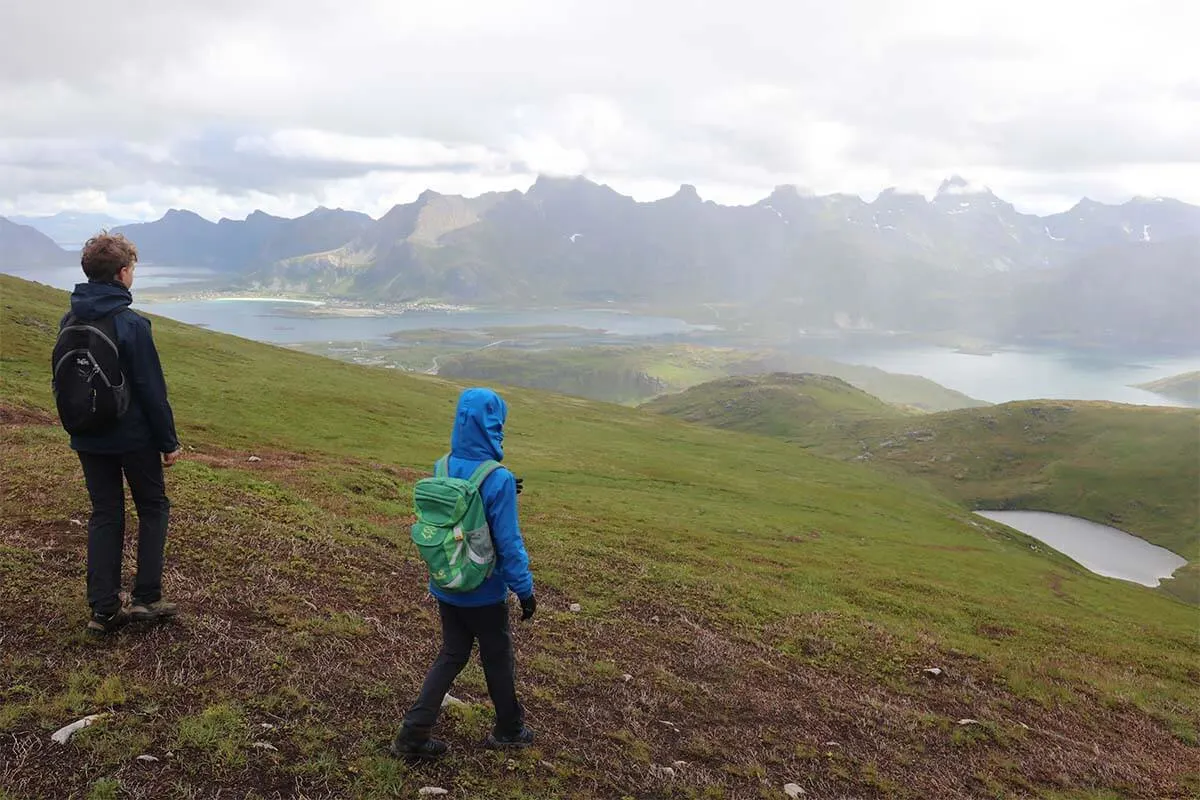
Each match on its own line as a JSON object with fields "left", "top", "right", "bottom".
{"left": 401, "top": 600, "right": 524, "bottom": 740}
{"left": 77, "top": 448, "right": 170, "bottom": 615}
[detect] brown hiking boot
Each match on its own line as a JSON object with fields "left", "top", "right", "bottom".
{"left": 129, "top": 600, "right": 178, "bottom": 622}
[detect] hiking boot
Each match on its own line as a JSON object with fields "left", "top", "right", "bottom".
{"left": 389, "top": 733, "right": 448, "bottom": 760}
{"left": 86, "top": 609, "right": 128, "bottom": 635}
{"left": 129, "top": 599, "right": 178, "bottom": 622}
{"left": 484, "top": 726, "right": 535, "bottom": 749}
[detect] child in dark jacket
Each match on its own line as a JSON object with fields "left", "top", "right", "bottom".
{"left": 391, "top": 387, "right": 537, "bottom": 758}
{"left": 59, "top": 232, "right": 182, "bottom": 635}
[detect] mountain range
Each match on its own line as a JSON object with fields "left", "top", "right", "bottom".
{"left": 3, "top": 176, "right": 1197, "bottom": 346}
{"left": 0, "top": 217, "right": 76, "bottom": 270}
{"left": 8, "top": 211, "right": 132, "bottom": 248}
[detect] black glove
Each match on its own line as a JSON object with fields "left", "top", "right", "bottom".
{"left": 519, "top": 593, "right": 536, "bottom": 621}
{"left": 514, "top": 476, "right": 524, "bottom": 495}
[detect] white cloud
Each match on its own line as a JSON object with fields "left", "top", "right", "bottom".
{"left": 1, "top": 0, "right": 1198, "bottom": 218}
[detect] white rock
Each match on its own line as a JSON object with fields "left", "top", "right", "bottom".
{"left": 783, "top": 783, "right": 806, "bottom": 798}
{"left": 441, "top": 693, "right": 467, "bottom": 709}
{"left": 69, "top": 519, "right": 83, "bottom": 527}
{"left": 51, "top": 714, "right": 105, "bottom": 744}
{"left": 957, "top": 718, "right": 980, "bottom": 726}
{"left": 672, "top": 760, "right": 689, "bottom": 769}
{"left": 259, "top": 723, "right": 276, "bottom": 730}
{"left": 248, "top": 455, "right": 262, "bottom": 462}
{"left": 418, "top": 789, "right": 449, "bottom": 797}
{"left": 135, "top": 754, "right": 159, "bottom": 763}
{"left": 569, "top": 603, "right": 582, "bottom": 613}
{"left": 922, "top": 667, "right": 944, "bottom": 678}
{"left": 621, "top": 673, "right": 633, "bottom": 682}
{"left": 251, "top": 741, "right": 278, "bottom": 751}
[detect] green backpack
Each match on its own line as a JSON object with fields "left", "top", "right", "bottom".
{"left": 410, "top": 456, "right": 502, "bottom": 592}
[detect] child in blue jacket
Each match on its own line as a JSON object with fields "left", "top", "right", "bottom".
{"left": 391, "top": 387, "right": 537, "bottom": 757}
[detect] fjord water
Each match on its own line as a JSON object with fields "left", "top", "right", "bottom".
{"left": 136, "top": 297, "right": 712, "bottom": 342}
{"left": 7, "top": 265, "right": 1198, "bottom": 406}
{"left": 975, "top": 510, "right": 1188, "bottom": 587}
{"left": 797, "top": 342, "right": 1200, "bottom": 408}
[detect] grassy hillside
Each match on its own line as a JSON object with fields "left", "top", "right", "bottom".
{"left": 651, "top": 379, "right": 1200, "bottom": 602}
{"left": 1, "top": 275, "right": 1197, "bottom": 799}
{"left": 1135, "top": 370, "right": 1200, "bottom": 404}
{"left": 361, "top": 340, "right": 986, "bottom": 411}
{"left": 642, "top": 373, "right": 911, "bottom": 437}
{"left": 434, "top": 345, "right": 764, "bottom": 405}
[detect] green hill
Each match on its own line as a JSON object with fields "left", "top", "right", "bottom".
{"left": 1, "top": 275, "right": 1197, "bottom": 799}
{"left": 392, "top": 342, "right": 985, "bottom": 411}
{"left": 652, "top": 379, "right": 1200, "bottom": 602}
{"left": 1135, "top": 371, "right": 1200, "bottom": 404}
{"left": 642, "top": 373, "right": 910, "bottom": 437}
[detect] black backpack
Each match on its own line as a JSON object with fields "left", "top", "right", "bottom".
{"left": 51, "top": 311, "right": 130, "bottom": 434}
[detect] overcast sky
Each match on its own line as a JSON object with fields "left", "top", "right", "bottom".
{"left": 2, "top": 0, "right": 1198, "bottom": 221}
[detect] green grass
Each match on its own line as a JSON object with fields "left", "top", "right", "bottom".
{"left": 652, "top": 376, "right": 1200, "bottom": 602}
{"left": 176, "top": 703, "right": 250, "bottom": 768}
{"left": 87, "top": 778, "right": 121, "bottom": 800}
{"left": 1, "top": 275, "right": 1197, "bottom": 799}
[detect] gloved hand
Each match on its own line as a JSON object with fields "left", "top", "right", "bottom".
{"left": 514, "top": 476, "right": 524, "bottom": 495}
{"left": 519, "top": 593, "right": 536, "bottom": 621}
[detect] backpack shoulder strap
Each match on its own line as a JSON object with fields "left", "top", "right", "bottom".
{"left": 434, "top": 455, "right": 449, "bottom": 478}
{"left": 466, "top": 459, "right": 502, "bottom": 490}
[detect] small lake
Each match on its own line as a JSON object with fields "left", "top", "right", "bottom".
{"left": 974, "top": 510, "right": 1187, "bottom": 587}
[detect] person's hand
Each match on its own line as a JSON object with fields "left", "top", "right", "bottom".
{"left": 519, "top": 593, "right": 536, "bottom": 621}
{"left": 162, "top": 449, "right": 182, "bottom": 468}
{"left": 514, "top": 476, "right": 524, "bottom": 495}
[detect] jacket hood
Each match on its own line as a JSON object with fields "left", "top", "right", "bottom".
{"left": 450, "top": 387, "right": 507, "bottom": 461}
{"left": 69, "top": 281, "right": 132, "bottom": 321}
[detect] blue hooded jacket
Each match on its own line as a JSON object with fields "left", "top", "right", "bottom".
{"left": 430, "top": 387, "right": 534, "bottom": 607}
{"left": 60, "top": 281, "right": 179, "bottom": 455}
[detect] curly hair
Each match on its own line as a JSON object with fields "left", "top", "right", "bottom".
{"left": 80, "top": 231, "right": 139, "bottom": 282}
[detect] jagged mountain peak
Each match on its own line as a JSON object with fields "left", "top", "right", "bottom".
{"left": 935, "top": 175, "right": 994, "bottom": 198}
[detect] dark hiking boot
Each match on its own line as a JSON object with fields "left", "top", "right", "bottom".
{"left": 484, "top": 726, "right": 535, "bottom": 749}
{"left": 86, "top": 609, "right": 128, "bottom": 635}
{"left": 389, "top": 733, "right": 448, "bottom": 760}
{"left": 129, "top": 599, "right": 178, "bottom": 622}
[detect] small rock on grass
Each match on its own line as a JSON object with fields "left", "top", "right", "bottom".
{"left": 957, "top": 718, "right": 980, "bottom": 726}
{"left": 248, "top": 455, "right": 262, "bottom": 462}
{"left": 441, "top": 693, "right": 467, "bottom": 709}
{"left": 251, "top": 741, "right": 278, "bottom": 751}
{"left": 783, "top": 783, "right": 806, "bottom": 798}
{"left": 135, "top": 754, "right": 159, "bottom": 763}
{"left": 418, "top": 789, "right": 449, "bottom": 797}
{"left": 568, "top": 603, "right": 582, "bottom": 613}
{"left": 50, "top": 714, "right": 105, "bottom": 744}
{"left": 922, "top": 667, "right": 945, "bottom": 679}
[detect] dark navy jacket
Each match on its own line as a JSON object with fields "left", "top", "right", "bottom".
{"left": 60, "top": 281, "right": 179, "bottom": 455}
{"left": 429, "top": 388, "right": 534, "bottom": 607}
